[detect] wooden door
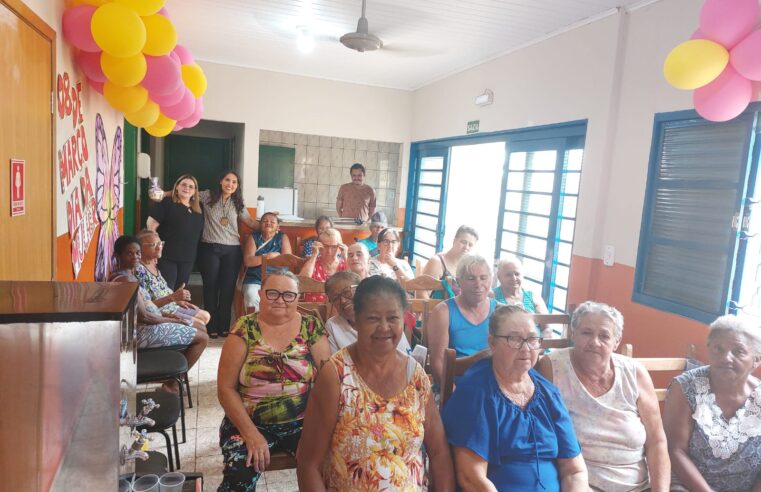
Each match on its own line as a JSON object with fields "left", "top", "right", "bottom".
{"left": 0, "top": 0, "right": 55, "bottom": 281}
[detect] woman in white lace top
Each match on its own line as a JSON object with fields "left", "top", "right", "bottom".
{"left": 663, "top": 315, "right": 761, "bottom": 492}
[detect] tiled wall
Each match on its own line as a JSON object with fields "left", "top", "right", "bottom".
{"left": 259, "top": 130, "right": 402, "bottom": 221}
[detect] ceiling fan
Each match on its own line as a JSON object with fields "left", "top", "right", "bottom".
{"left": 340, "top": 0, "right": 383, "bottom": 52}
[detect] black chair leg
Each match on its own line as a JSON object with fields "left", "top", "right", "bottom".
{"left": 184, "top": 372, "right": 193, "bottom": 408}
{"left": 176, "top": 376, "right": 187, "bottom": 443}
{"left": 159, "top": 430, "right": 174, "bottom": 471}
{"left": 172, "top": 424, "right": 181, "bottom": 470}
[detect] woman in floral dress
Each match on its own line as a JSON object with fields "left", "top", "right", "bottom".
{"left": 216, "top": 270, "right": 329, "bottom": 491}
{"left": 296, "top": 276, "right": 454, "bottom": 491}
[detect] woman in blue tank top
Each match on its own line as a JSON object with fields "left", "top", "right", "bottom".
{"left": 428, "top": 254, "right": 497, "bottom": 389}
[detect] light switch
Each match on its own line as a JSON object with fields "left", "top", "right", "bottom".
{"left": 604, "top": 245, "right": 615, "bottom": 267}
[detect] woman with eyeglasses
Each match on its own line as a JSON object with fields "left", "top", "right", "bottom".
{"left": 297, "top": 276, "right": 454, "bottom": 491}
{"left": 368, "top": 228, "right": 413, "bottom": 282}
{"left": 217, "top": 270, "right": 329, "bottom": 490}
{"left": 242, "top": 212, "right": 293, "bottom": 316}
{"left": 134, "top": 229, "right": 210, "bottom": 329}
{"left": 443, "top": 305, "right": 588, "bottom": 491}
{"left": 536, "top": 301, "right": 669, "bottom": 492}
{"left": 147, "top": 174, "right": 204, "bottom": 290}
{"left": 299, "top": 227, "right": 347, "bottom": 302}
{"left": 324, "top": 271, "right": 410, "bottom": 354}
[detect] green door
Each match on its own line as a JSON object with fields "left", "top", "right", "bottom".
{"left": 164, "top": 135, "right": 232, "bottom": 193}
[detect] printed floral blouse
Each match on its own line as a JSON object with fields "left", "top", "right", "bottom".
{"left": 134, "top": 263, "right": 180, "bottom": 314}
{"left": 231, "top": 313, "right": 326, "bottom": 425}
{"left": 323, "top": 348, "right": 430, "bottom": 491}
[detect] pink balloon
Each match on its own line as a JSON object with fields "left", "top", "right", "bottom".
{"left": 179, "top": 97, "right": 203, "bottom": 128}
{"left": 730, "top": 30, "right": 761, "bottom": 81}
{"left": 169, "top": 51, "right": 181, "bottom": 65}
{"left": 173, "top": 44, "right": 195, "bottom": 65}
{"left": 690, "top": 29, "right": 705, "bottom": 40}
{"left": 157, "top": 7, "right": 170, "bottom": 18}
{"left": 77, "top": 50, "right": 106, "bottom": 82}
{"left": 162, "top": 89, "right": 195, "bottom": 120}
{"left": 699, "top": 0, "right": 759, "bottom": 48}
{"left": 62, "top": 5, "right": 100, "bottom": 52}
{"left": 694, "top": 65, "right": 752, "bottom": 122}
{"left": 142, "top": 55, "right": 183, "bottom": 97}
{"left": 151, "top": 83, "right": 185, "bottom": 106}
{"left": 173, "top": 124, "right": 184, "bottom": 131}
{"left": 88, "top": 78, "right": 104, "bottom": 95}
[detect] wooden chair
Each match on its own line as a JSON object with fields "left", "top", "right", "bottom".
{"left": 261, "top": 254, "right": 307, "bottom": 283}
{"left": 402, "top": 274, "right": 445, "bottom": 299}
{"left": 533, "top": 313, "right": 571, "bottom": 338}
{"left": 634, "top": 344, "right": 696, "bottom": 401}
{"left": 414, "top": 258, "right": 423, "bottom": 277}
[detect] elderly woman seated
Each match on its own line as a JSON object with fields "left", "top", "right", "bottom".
{"left": 216, "top": 270, "right": 329, "bottom": 491}
{"left": 663, "top": 315, "right": 761, "bottom": 492}
{"left": 110, "top": 235, "right": 208, "bottom": 376}
{"left": 135, "top": 229, "right": 210, "bottom": 328}
{"left": 443, "top": 305, "right": 588, "bottom": 491}
{"left": 356, "top": 210, "right": 387, "bottom": 256}
{"left": 491, "top": 255, "right": 553, "bottom": 338}
{"left": 241, "top": 212, "right": 293, "bottom": 313}
{"left": 324, "top": 271, "right": 410, "bottom": 354}
{"left": 428, "top": 253, "right": 498, "bottom": 388}
{"left": 346, "top": 242, "right": 371, "bottom": 279}
{"left": 368, "top": 228, "right": 414, "bottom": 282}
{"left": 297, "top": 276, "right": 454, "bottom": 491}
{"left": 300, "top": 215, "right": 333, "bottom": 257}
{"left": 536, "top": 301, "right": 670, "bottom": 491}
{"left": 300, "top": 227, "right": 347, "bottom": 302}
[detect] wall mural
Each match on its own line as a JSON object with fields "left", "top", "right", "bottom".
{"left": 58, "top": 71, "right": 98, "bottom": 278}
{"left": 94, "top": 114, "right": 122, "bottom": 282}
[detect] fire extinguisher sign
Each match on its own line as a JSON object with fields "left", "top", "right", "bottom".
{"left": 11, "top": 159, "right": 25, "bottom": 217}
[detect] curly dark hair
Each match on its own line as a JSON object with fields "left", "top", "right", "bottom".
{"left": 113, "top": 235, "right": 140, "bottom": 256}
{"left": 208, "top": 170, "right": 245, "bottom": 214}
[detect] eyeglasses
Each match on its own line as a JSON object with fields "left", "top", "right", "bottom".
{"left": 322, "top": 244, "right": 340, "bottom": 250}
{"left": 493, "top": 335, "right": 543, "bottom": 350}
{"left": 145, "top": 241, "right": 165, "bottom": 249}
{"left": 264, "top": 289, "right": 298, "bottom": 303}
{"left": 381, "top": 239, "right": 399, "bottom": 245}
{"left": 329, "top": 285, "right": 358, "bottom": 304}
{"left": 178, "top": 183, "right": 195, "bottom": 189}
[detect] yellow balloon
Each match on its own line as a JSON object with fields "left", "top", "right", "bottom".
{"left": 142, "top": 13, "right": 177, "bottom": 56}
{"left": 145, "top": 113, "right": 176, "bottom": 137}
{"left": 91, "top": 3, "right": 146, "bottom": 58}
{"left": 181, "top": 63, "right": 207, "bottom": 98}
{"left": 68, "top": 0, "right": 108, "bottom": 7}
{"left": 664, "top": 39, "right": 728, "bottom": 90}
{"left": 104, "top": 82, "right": 148, "bottom": 113}
{"left": 124, "top": 100, "right": 160, "bottom": 127}
{"left": 114, "top": 0, "right": 164, "bottom": 17}
{"left": 101, "top": 52, "right": 147, "bottom": 87}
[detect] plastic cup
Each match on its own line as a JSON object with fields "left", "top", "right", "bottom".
{"left": 132, "top": 474, "right": 160, "bottom": 492}
{"left": 159, "top": 472, "right": 185, "bottom": 492}
{"left": 118, "top": 478, "right": 132, "bottom": 492}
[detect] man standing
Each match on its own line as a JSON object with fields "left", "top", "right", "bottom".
{"left": 335, "top": 163, "right": 376, "bottom": 222}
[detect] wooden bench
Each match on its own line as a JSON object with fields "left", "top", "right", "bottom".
{"left": 634, "top": 345, "right": 695, "bottom": 401}
{"left": 261, "top": 253, "right": 307, "bottom": 283}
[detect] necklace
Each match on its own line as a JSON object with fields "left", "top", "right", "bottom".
{"left": 220, "top": 196, "right": 232, "bottom": 226}
{"left": 496, "top": 373, "right": 535, "bottom": 408}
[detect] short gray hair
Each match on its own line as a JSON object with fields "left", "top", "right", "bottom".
{"left": 496, "top": 254, "right": 523, "bottom": 271}
{"left": 709, "top": 315, "right": 761, "bottom": 354}
{"left": 489, "top": 304, "right": 532, "bottom": 335}
{"left": 571, "top": 301, "right": 624, "bottom": 339}
{"left": 456, "top": 254, "right": 491, "bottom": 281}
{"left": 261, "top": 270, "right": 300, "bottom": 289}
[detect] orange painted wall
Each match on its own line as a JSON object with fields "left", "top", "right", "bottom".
{"left": 568, "top": 254, "right": 709, "bottom": 362}
{"left": 55, "top": 210, "right": 123, "bottom": 282}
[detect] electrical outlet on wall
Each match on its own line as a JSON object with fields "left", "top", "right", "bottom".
{"left": 604, "top": 245, "right": 615, "bottom": 267}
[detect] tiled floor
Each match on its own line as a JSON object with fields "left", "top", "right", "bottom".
{"left": 147, "top": 337, "right": 299, "bottom": 491}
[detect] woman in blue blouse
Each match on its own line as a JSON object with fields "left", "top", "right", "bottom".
{"left": 442, "top": 305, "right": 588, "bottom": 491}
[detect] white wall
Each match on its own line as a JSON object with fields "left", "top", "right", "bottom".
{"left": 198, "top": 61, "right": 414, "bottom": 206}
{"left": 409, "top": 0, "right": 712, "bottom": 265}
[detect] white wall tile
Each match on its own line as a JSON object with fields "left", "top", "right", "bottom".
{"left": 259, "top": 129, "right": 270, "bottom": 143}
{"left": 366, "top": 140, "right": 379, "bottom": 152}
{"left": 365, "top": 169, "right": 378, "bottom": 188}
{"left": 304, "top": 165, "right": 317, "bottom": 184}
{"left": 388, "top": 171, "right": 398, "bottom": 190}
{"left": 270, "top": 131, "right": 283, "bottom": 143}
{"left": 303, "top": 184, "right": 317, "bottom": 203}
{"left": 317, "top": 166, "right": 331, "bottom": 185}
{"left": 378, "top": 153, "right": 389, "bottom": 171}
{"left": 331, "top": 137, "right": 343, "bottom": 149}
{"left": 388, "top": 153, "right": 399, "bottom": 171}
{"left": 329, "top": 184, "right": 339, "bottom": 198}
{"left": 331, "top": 147, "right": 343, "bottom": 166}
{"left": 344, "top": 138, "right": 356, "bottom": 150}
{"left": 365, "top": 151, "right": 378, "bottom": 170}
{"left": 377, "top": 189, "right": 387, "bottom": 205}
{"left": 319, "top": 135, "right": 331, "bottom": 147}
{"left": 354, "top": 150, "right": 367, "bottom": 165}
{"left": 343, "top": 148, "right": 355, "bottom": 167}
{"left": 295, "top": 144, "right": 306, "bottom": 165}
{"left": 378, "top": 171, "right": 389, "bottom": 189}
{"left": 306, "top": 146, "right": 318, "bottom": 165}
{"left": 294, "top": 164, "right": 306, "bottom": 183}
{"left": 330, "top": 166, "right": 344, "bottom": 184}
{"left": 319, "top": 147, "right": 332, "bottom": 165}
{"left": 295, "top": 133, "right": 307, "bottom": 145}
{"left": 316, "top": 184, "right": 329, "bottom": 200}
{"left": 356, "top": 139, "right": 368, "bottom": 151}
{"left": 308, "top": 134, "right": 320, "bottom": 146}
{"left": 282, "top": 131, "right": 295, "bottom": 145}
{"left": 304, "top": 202, "right": 317, "bottom": 219}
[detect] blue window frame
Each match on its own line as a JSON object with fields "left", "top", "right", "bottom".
{"left": 405, "top": 121, "right": 587, "bottom": 312}
{"left": 634, "top": 108, "right": 761, "bottom": 323}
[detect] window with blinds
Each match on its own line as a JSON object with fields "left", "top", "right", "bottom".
{"left": 633, "top": 111, "right": 759, "bottom": 323}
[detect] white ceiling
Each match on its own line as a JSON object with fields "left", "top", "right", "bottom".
{"left": 166, "top": 0, "right": 649, "bottom": 90}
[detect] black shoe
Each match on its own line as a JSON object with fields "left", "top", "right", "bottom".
{"left": 209, "top": 333, "right": 219, "bottom": 339}
{"left": 220, "top": 331, "right": 229, "bottom": 337}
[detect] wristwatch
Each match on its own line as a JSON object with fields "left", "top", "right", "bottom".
{"left": 392, "top": 265, "right": 400, "bottom": 272}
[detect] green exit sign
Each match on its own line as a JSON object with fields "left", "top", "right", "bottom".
{"left": 466, "top": 120, "right": 480, "bottom": 134}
